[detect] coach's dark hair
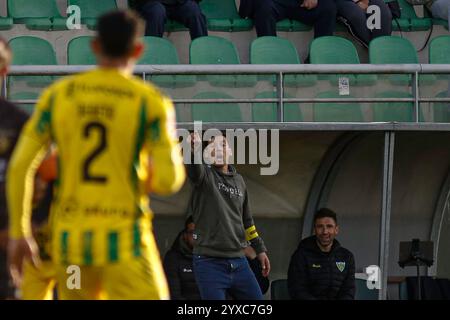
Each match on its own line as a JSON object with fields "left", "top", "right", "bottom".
{"left": 97, "top": 9, "right": 144, "bottom": 58}
{"left": 314, "top": 208, "right": 338, "bottom": 225}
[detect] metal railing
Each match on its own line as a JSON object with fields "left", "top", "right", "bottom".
{"left": 4, "top": 64, "right": 450, "bottom": 124}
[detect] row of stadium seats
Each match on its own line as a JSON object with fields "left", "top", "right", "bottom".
{"left": 0, "top": 0, "right": 448, "bottom": 32}
{"left": 7, "top": 34, "right": 450, "bottom": 123}
{"left": 10, "top": 88, "right": 450, "bottom": 123}
{"left": 8, "top": 34, "right": 450, "bottom": 82}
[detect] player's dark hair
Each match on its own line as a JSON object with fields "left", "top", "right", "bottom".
{"left": 314, "top": 208, "right": 338, "bottom": 225}
{"left": 97, "top": 9, "right": 144, "bottom": 58}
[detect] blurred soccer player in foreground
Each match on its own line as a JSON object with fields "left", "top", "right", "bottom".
{"left": 7, "top": 10, "right": 185, "bottom": 300}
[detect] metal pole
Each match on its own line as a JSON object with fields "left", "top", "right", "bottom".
{"left": 412, "top": 72, "right": 420, "bottom": 122}
{"left": 276, "top": 72, "right": 284, "bottom": 122}
{"left": 379, "top": 131, "right": 395, "bottom": 300}
{"left": 417, "top": 262, "right": 422, "bottom": 300}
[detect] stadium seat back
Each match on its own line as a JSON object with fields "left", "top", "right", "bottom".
{"left": 313, "top": 91, "right": 363, "bottom": 122}
{"left": 191, "top": 92, "right": 242, "bottom": 122}
{"left": 9, "top": 36, "right": 57, "bottom": 65}
{"left": 190, "top": 36, "right": 240, "bottom": 64}
{"left": 310, "top": 36, "right": 375, "bottom": 86}
{"left": 139, "top": 37, "right": 196, "bottom": 88}
{"left": 67, "top": 36, "right": 96, "bottom": 65}
{"left": 253, "top": 92, "right": 303, "bottom": 122}
{"left": 140, "top": 36, "right": 180, "bottom": 64}
{"left": 200, "top": 0, "right": 240, "bottom": 20}
{"left": 372, "top": 91, "right": 421, "bottom": 122}
{"left": 68, "top": 0, "right": 118, "bottom": 18}
{"left": 200, "top": 0, "right": 252, "bottom": 31}
{"left": 250, "top": 36, "right": 300, "bottom": 64}
{"left": 433, "top": 90, "right": 450, "bottom": 123}
{"left": 310, "top": 36, "right": 360, "bottom": 64}
{"left": 369, "top": 36, "right": 418, "bottom": 64}
{"left": 250, "top": 37, "right": 316, "bottom": 87}
{"left": 429, "top": 36, "right": 450, "bottom": 64}
{"left": 8, "top": 0, "right": 61, "bottom": 19}
{"left": 355, "top": 278, "right": 379, "bottom": 300}
{"left": 270, "top": 279, "right": 291, "bottom": 300}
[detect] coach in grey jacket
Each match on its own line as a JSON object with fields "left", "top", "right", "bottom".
{"left": 186, "top": 132, "right": 270, "bottom": 300}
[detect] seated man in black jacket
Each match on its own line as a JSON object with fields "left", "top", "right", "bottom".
{"left": 163, "top": 216, "right": 201, "bottom": 300}
{"left": 288, "top": 208, "right": 355, "bottom": 300}
{"left": 130, "top": 0, "right": 207, "bottom": 40}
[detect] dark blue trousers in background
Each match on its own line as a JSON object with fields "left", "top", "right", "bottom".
{"left": 138, "top": 0, "right": 207, "bottom": 40}
{"left": 248, "top": 0, "right": 337, "bottom": 38}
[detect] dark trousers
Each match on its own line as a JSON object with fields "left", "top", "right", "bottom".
{"left": 252, "top": 0, "right": 337, "bottom": 38}
{"left": 193, "top": 255, "right": 263, "bottom": 300}
{"left": 138, "top": 0, "right": 208, "bottom": 40}
{"left": 336, "top": 0, "right": 392, "bottom": 46}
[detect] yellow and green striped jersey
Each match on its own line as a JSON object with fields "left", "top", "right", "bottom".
{"left": 7, "top": 68, "right": 185, "bottom": 266}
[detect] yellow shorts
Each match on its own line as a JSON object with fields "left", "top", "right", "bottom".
{"left": 21, "top": 260, "right": 56, "bottom": 300}
{"left": 55, "top": 239, "right": 169, "bottom": 300}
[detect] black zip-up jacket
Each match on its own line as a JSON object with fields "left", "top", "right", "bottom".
{"left": 287, "top": 236, "right": 355, "bottom": 300}
{"left": 163, "top": 231, "right": 201, "bottom": 300}
{"left": 187, "top": 163, "right": 266, "bottom": 258}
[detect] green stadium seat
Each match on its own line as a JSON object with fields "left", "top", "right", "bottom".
{"left": 369, "top": 36, "right": 435, "bottom": 85}
{"left": 429, "top": 36, "right": 450, "bottom": 80}
{"left": 429, "top": 36, "right": 450, "bottom": 64}
{"left": 253, "top": 92, "right": 303, "bottom": 122}
{"left": 310, "top": 36, "right": 377, "bottom": 86}
{"left": 355, "top": 278, "right": 379, "bottom": 300}
{"left": 192, "top": 92, "right": 242, "bottom": 122}
{"left": 8, "top": 37, "right": 58, "bottom": 88}
{"left": 276, "top": 19, "right": 312, "bottom": 32}
{"left": 199, "top": 0, "right": 252, "bottom": 31}
{"left": 388, "top": 0, "right": 432, "bottom": 31}
{"left": 190, "top": 36, "right": 256, "bottom": 87}
{"left": 433, "top": 90, "right": 450, "bottom": 123}
{"left": 8, "top": 91, "right": 39, "bottom": 114}
{"left": 372, "top": 91, "right": 424, "bottom": 122}
{"left": 270, "top": 279, "right": 291, "bottom": 300}
{"left": 0, "top": 16, "right": 13, "bottom": 30}
{"left": 67, "top": 36, "right": 96, "bottom": 65}
{"left": 68, "top": 0, "right": 118, "bottom": 30}
{"left": 250, "top": 36, "right": 316, "bottom": 87}
{"left": 313, "top": 91, "right": 364, "bottom": 122}
{"left": 8, "top": 0, "right": 67, "bottom": 31}
{"left": 140, "top": 36, "right": 195, "bottom": 88}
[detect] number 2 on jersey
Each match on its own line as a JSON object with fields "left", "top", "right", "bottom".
{"left": 82, "top": 122, "right": 108, "bottom": 183}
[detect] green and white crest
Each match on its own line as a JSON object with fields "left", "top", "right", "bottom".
{"left": 336, "top": 261, "right": 346, "bottom": 272}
